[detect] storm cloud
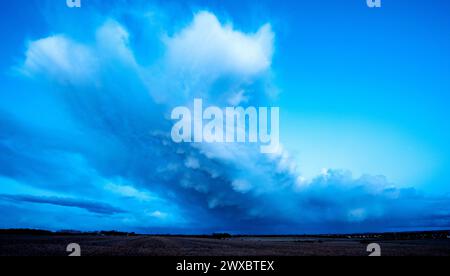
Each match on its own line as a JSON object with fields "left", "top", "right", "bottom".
{"left": 0, "top": 4, "right": 449, "bottom": 234}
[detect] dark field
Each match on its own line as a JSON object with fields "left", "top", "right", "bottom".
{"left": 1, "top": 234, "right": 450, "bottom": 256}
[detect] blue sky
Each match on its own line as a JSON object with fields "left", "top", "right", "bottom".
{"left": 0, "top": 0, "right": 449, "bottom": 234}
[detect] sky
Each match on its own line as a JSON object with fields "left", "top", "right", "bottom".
{"left": 0, "top": 0, "right": 449, "bottom": 234}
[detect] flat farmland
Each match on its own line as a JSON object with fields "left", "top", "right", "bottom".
{"left": 1, "top": 235, "right": 450, "bottom": 256}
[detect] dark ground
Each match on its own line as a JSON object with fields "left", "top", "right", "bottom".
{"left": 1, "top": 234, "right": 450, "bottom": 256}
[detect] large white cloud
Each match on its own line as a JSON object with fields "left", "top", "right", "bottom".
{"left": 147, "top": 11, "right": 275, "bottom": 104}
{"left": 165, "top": 11, "right": 274, "bottom": 78}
